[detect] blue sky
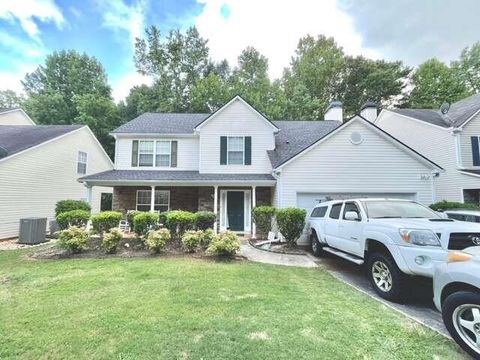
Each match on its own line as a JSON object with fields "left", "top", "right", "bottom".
{"left": 1, "top": 0, "right": 479, "bottom": 101}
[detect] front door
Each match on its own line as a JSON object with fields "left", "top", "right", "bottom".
{"left": 227, "top": 191, "right": 244, "bottom": 231}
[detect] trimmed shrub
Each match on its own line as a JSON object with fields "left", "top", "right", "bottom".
{"left": 252, "top": 206, "right": 276, "bottom": 236}
{"left": 126, "top": 210, "right": 142, "bottom": 225}
{"left": 199, "top": 228, "right": 215, "bottom": 249}
{"left": 55, "top": 199, "right": 91, "bottom": 217}
{"left": 133, "top": 212, "right": 159, "bottom": 236}
{"left": 207, "top": 231, "right": 240, "bottom": 257}
{"left": 276, "top": 207, "right": 307, "bottom": 247}
{"left": 91, "top": 211, "right": 123, "bottom": 235}
{"left": 165, "top": 210, "right": 196, "bottom": 237}
{"left": 194, "top": 211, "right": 216, "bottom": 230}
{"left": 56, "top": 210, "right": 90, "bottom": 230}
{"left": 430, "top": 200, "right": 480, "bottom": 212}
{"left": 102, "top": 228, "right": 123, "bottom": 254}
{"left": 58, "top": 226, "right": 89, "bottom": 253}
{"left": 159, "top": 211, "right": 170, "bottom": 225}
{"left": 145, "top": 228, "right": 171, "bottom": 253}
{"left": 182, "top": 230, "right": 202, "bottom": 252}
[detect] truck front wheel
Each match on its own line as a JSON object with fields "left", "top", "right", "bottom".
{"left": 367, "top": 252, "right": 405, "bottom": 303}
{"left": 310, "top": 232, "right": 323, "bottom": 257}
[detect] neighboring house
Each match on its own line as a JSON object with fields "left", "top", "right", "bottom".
{"left": 0, "top": 108, "right": 36, "bottom": 126}
{"left": 79, "top": 96, "right": 442, "bottom": 240}
{"left": 0, "top": 117, "right": 113, "bottom": 239}
{"left": 375, "top": 93, "right": 480, "bottom": 203}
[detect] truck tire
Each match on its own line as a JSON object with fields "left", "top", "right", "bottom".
{"left": 442, "top": 291, "right": 480, "bottom": 359}
{"left": 310, "top": 232, "right": 323, "bottom": 257}
{"left": 367, "top": 252, "right": 405, "bottom": 303}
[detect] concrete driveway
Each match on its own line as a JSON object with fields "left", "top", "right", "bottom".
{"left": 310, "top": 252, "right": 449, "bottom": 337}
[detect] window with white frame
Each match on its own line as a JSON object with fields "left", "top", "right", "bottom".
{"left": 227, "top": 136, "right": 244, "bottom": 165}
{"left": 136, "top": 190, "right": 170, "bottom": 212}
{"left": 155, "top": 141, "right": 171, "bottom": 167}
{"left": 139, "top": 141, "right": 154, "bottom": 166}
{"left": 77, "top": 151, "right": 87, "bottom": 174}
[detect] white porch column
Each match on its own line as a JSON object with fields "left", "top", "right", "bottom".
{"left": 252, "top": 185, "right": 256, "bottom": 238}
{"left": 213, "top": 185, "right": 218, "bottom": 234}
{"left": 86, "top": 185, "right": 93, "bottom": 206}
{"left": 150, "top": 186, "right": 155, "bottom": 213}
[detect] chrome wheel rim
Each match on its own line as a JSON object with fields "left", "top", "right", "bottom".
{"left": 371, "top": 261, "right": 393, "bottom": 292}
{"left": 453, "top": 304, "right": 480, "bottom": 355}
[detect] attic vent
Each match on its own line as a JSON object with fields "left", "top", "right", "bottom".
{"left": 350, "top": 132, "right": 363, "bottom": 145}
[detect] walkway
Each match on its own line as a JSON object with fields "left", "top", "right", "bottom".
{"left": 239, "top": 243, "right": 318, "bottom": 268}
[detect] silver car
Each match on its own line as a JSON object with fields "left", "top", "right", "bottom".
{"left": 434, "top": 247, "right": 480, "bottom": 358}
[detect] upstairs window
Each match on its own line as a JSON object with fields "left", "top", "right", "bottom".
{"left": 77, "top": 151, "right": 87, "bottom": 174}
{"left": 139, "top": 141, "right": 154, "bottom": 166}
{"left": 156, "top": 141, "right": 171, "bottom": 167}
{"left": 228, "top": 136, "right": 244, "bottom": 165}
{"left": 471, "top": 137, "right": 480, "bottom": 166}
{"left": 132, "top": 140, "right": 177, "bottom": 168}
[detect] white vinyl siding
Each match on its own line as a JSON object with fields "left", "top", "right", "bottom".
{"left": 199, "top": 99, "right": 275, "bottom": 173}
{"left": 0, "top": 127, "right": 113, "bottom": 239}
{"left": 115, "top": 136, "right": 199, "bottom": 170}
{"left": 376, "top": 110, "right": 480, "bottom": 202}
{"left": 0, "top": 110, "right": 35, "bottom": 125}
{"left": 136, "top": 190, "right": 169, "bottom": 212}
{"left": 460, "top": 112, "right": 480, "bottom": 168}
{"left": 276, "top": 120, "right": 435, "bottom": 210}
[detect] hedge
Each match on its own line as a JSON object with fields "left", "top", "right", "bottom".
{"left": 145, "top": 228, "right": 171, "bottom": 253}
{"left": 55, "top": 199, "right": 91, "bottom": 217}
{"left": 56, "top": 210, "right": 90, "bottom": 230}
{"left": 133, "top": 212, "right": 159, "bottom": 236}
{"left": 252, "top": 206, "right": 276, "bottom": 236}
{"left": 194, "top": 211, "right": 216, "bottom": 230}
{"left": 276, "top": 207, "right": 307, "bottom": 247}
{"left": 430, "top": 200, "right": 480, "bottom": 212}
{"left": 165, "top": 210, "right": 196, "bottom": 237}
{"left": 207, "top": 231, "right": 240, "bottom": 257}
{"left": 91, "top": 211, "right": 123, "bottom": 235}
{"left": 58, "top": 226, "right": 88, "bottom": 253}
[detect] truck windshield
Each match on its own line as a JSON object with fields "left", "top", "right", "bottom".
{"left": 362, "top": 201, "right": 441, "bottom": 219}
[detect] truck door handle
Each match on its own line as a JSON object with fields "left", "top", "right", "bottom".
{"left": 350, "top": 237, "right": 358, "bottom": 240}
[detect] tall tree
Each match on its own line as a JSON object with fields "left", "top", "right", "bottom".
{"left": 22, "top": 50, "right": 119, "bottom": 158}
{"left": 452, "top": 42, "right": 480, "bottom": 94}
{"left": 134, "top": 26, "right": 209, "bottom": 112}
{"left": 408, "top": 58, "right": 469, "bottom": 109}
{"left": 0, "top": 90, "right": 24, "bottom": 108}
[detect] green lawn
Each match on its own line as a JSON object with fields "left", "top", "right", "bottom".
{"left": 0, "top": 248, "right": 467, "bottom": 359}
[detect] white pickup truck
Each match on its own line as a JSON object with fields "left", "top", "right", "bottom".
{"left": 308, "top": 198, "right": 480, "bottom": 302}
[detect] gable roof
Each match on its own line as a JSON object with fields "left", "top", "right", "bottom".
{"left": 268, "top": 120, "right": 342, "bottom": 168}
{"left": 111, "top": 113, "right": 209, "bottom": 134}
{"left": 0, "top": 125, "right": 83, "bottom": 160}
{"left": 271, "top": 115, "right": 443, "bottom": 171}
{"left": 390, "top": 93, "right": 480, "bottom": 128}
{"left": 0, "top": 108, "right": 36, "bottom": 125}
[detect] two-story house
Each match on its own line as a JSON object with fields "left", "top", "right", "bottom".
{"left": 375, "top": 93, "right": 480, "bottom": 204}
{"left": 79, "top": 96, "right": 442, "bottom": 239}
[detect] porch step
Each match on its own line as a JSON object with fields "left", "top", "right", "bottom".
{"left": 323, "top": 247, "right": 364, "bottom": 265}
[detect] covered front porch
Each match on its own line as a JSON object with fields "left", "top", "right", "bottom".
{"left": 79, "top": 170, "right": 277, "bottom": 237}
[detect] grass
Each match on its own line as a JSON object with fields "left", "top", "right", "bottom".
{"left": 0, "top": 248, "right": 467, "bottom": 359}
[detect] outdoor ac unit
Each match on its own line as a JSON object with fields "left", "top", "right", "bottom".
{"left": 18, "top": 217, "right": 47, "bottom": 244}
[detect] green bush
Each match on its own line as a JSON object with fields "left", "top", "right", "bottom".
{"left": 55, "top": 199, "right": 91, "bottom": 217}
{"left": 207, "top": 231, "right": 240, "bottom": 257}
{"left": 159, "top": 211, "right": 170, "bottom": 225}
{"left": 276, "top": 207, "right": 307, "bottom": 247}
{"left": 165, "top": 210, "right": 196, "bottom": 237}
{"left": 126, "top": 210, "right": 142, "bottom": 225}
{"left": 430, "top": 200, "right": 480, "bottom": 212}
{"left": 102, "top": 228, "right": 123, "bottom": 254}
{"left": 199, "top": 228, "right": 215, "bottom": 249}
{"left": 133, "top": 212, "right": 159, "bottom": 236}
{"left": 58, "top": 226, "right": 89, "bottom": 253}
{"left": 91, "top": 211, "right": 123, "bottom": 235}
{"left": 182, "top": 230, "right": 202, "bottom": 252}
{"left": 194, "top": 211, "right": 216, "bottom": 230}
{"left": 252, "top": 206, "right": 276, "bottom": 236}
{"left": 56, "top": 210, "right": 90, "bottom": 230}
{"left": 145, "top": 228, "right": 171, "bottom": 253}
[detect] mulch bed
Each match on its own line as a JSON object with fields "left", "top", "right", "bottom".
{"left": 29, "top": 234, "right": 245, "bottom": 262}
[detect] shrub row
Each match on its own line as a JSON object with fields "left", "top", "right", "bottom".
{"left": 55, "top": 209, "right": 123, "bottom": 232}
{"left": 430, "top": 200, "right": 480, "bottom": 212}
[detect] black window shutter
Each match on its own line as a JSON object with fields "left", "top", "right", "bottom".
{"left": 472, "top": 137, "right": 480, "bottom": 166}
{"left": 220, "top": 136, "right": 227, "bottom": 165}
{"left": 244, "top": 136, "right": 252, "bottom": 165}
{"left": 131, "top": 140, "right": 138, "bottom": 167}
{"left": 171, "top": 141, "right": 178, "bottom": 168}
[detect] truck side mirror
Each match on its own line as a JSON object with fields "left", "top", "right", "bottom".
{"left": 344, "top": 211, "right": 360, "bottom": 221}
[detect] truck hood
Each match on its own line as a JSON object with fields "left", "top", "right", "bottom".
{"left": 368, "top": 218, "right": 480, "bottom": 233}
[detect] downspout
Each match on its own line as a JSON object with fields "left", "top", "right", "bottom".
{"left": 272, "top": 170, "right": 282, "bottom": 208}
{"left": 452, "top": 128, "right": 463, "bottom": 168}
{"left": 430, "top": 170, "right": 439, "bottom": 204}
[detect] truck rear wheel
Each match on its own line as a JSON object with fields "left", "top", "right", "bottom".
{"left": 310, "top": 232, "right": 323, "bottom": 257}
{"left": 367, "top": 252, "right": 405, "bottom": 303}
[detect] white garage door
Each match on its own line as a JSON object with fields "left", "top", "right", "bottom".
{"left": 296, "top": 192, "right": 417, "bottom": 214}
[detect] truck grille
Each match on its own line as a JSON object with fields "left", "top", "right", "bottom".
{"left": 448, "top": 233, "right": 480, "bottom": 250}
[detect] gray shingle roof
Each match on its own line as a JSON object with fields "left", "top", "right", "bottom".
{"left": 391, "top": 93, "right": 480, "bottom": 128}
{"left": 0, "top": 125, "right": 83, "bottom": 159}
{"left": 268, "top": 120, "right": 342, "bottom": 168}
{"left": 112, "top": 113, "right": 209, "bottom": 134}
{"left": 79, "top": 170, "right": 276, "bottom": 182}
{"left": 0, "top": 107, "right": 18, "bottom": 114}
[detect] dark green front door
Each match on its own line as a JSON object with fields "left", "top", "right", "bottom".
{"left": 227, "top": 191, "right": 244, "bottom": 231}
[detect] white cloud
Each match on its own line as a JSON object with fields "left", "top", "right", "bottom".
{"left": 0, "top": 63, "right": 37, "bottom": 93}
{"left": 111, "top": 71, "right": 151, "bottom": 102}
{"left": 97, "top": 0, "right": 147, "bottom": 48}
{"left": 194, "top": 0, "right": 381, "bottom": 79}
{"left": 0, "top": 0, "right": 64, "bottom": 39}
